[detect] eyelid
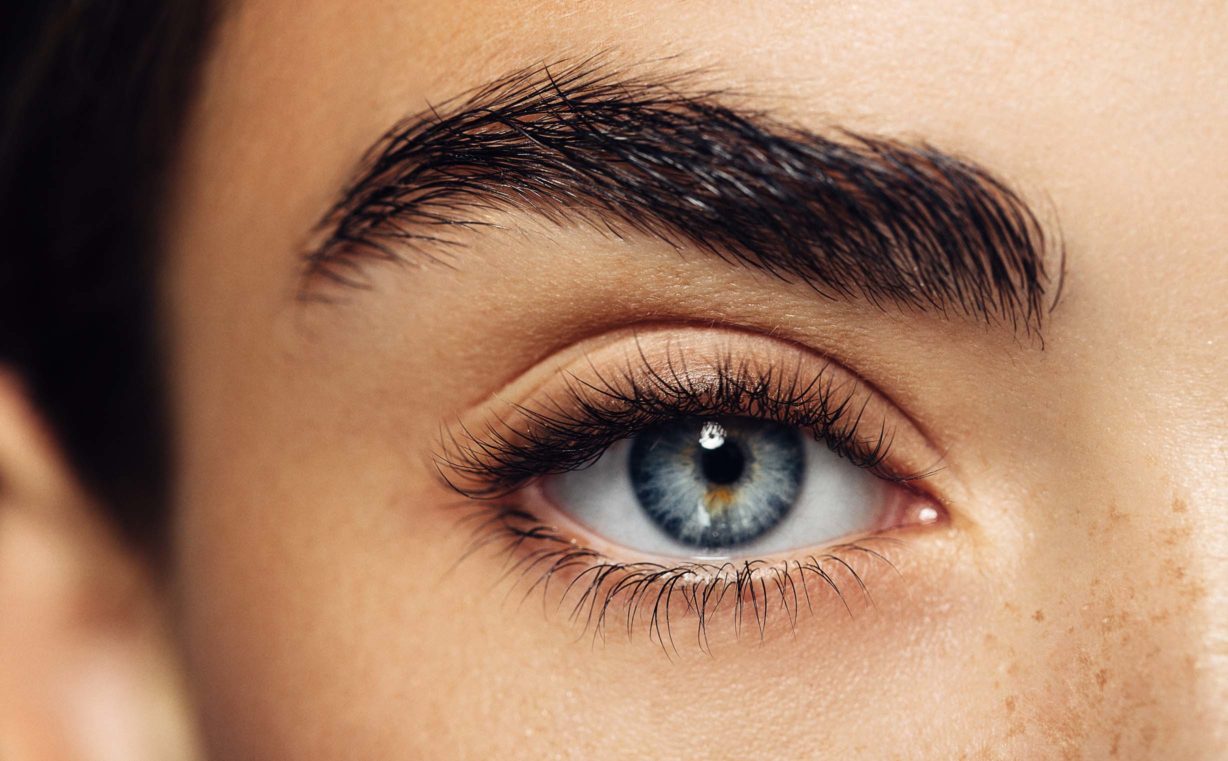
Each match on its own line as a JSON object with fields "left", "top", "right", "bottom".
{"left": 434, "top": 325, "right": 958, "bottom": 646}
{"left": 436, "top": 326, "right": 955, "bottom": 506}
{"left": 458, "top": 501, "right": 916, "bottom": 650}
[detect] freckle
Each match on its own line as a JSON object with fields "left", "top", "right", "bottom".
{"left": 1096, "top": 669, "right": 1108, "bottom": 690}
{"left": 1172, "top": 497, "right": 1187, "bottom": 513}
{"left": 1004, "top": 696, "right": 1016, "bottom": 715}
{"left": 1141, "top": 723, "right": 1157, "bottom": 748}
{"left": 1183, "top": 581, "right": 1207, "bottom": 603}
{"left": 1032, "top": 609, "right": 1045, "bottom": 622}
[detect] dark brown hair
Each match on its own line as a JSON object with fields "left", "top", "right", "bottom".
{"left": 0, "top": 1, "right": 216, "bottom": 544}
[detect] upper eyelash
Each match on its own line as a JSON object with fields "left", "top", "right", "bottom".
{"left": 435, "top": 349, "right": 915, "bottom": 501}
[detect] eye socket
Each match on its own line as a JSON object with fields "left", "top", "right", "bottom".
{"left": 543, "top": 415, "right": 902, "bottom": 559}
{"left": 437, "top": 328, "right": 952, "bottom": 642}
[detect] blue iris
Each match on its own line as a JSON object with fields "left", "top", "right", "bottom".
{"left": 628, "top": 417, "right": 805, "bottom": 549}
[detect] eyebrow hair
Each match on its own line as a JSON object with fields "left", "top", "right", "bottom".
{"left": 305, "top": 59, "right": 1060, "bottom": 332}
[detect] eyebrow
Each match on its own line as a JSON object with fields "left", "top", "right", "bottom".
{"left": 305, "top": 59, "right": 1060, "bottom": 332}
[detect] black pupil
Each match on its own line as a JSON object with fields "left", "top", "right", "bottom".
{"left": 700, "top": 439, "right": 745, "bottom": 485}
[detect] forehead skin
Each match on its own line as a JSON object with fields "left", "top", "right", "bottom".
{"left": 165, "top": 1, "right": 1227, "bottom": 759}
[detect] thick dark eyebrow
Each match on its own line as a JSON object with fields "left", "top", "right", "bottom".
{"left": 305, "top": 60, "right": 1060, "bottom": 332}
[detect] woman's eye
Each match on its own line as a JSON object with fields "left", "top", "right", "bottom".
{"left": 543, "top": 416, "right": 896, "bottom": 559}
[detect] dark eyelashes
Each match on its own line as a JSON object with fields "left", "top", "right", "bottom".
{"left": 434, "top": 350, "right": 912, "bottom": 502}
{"left": 436, "top": 344, "right": 929, "bottom": 649}
{"left": 456, "top": 505, "right": 899, "bottom": 655}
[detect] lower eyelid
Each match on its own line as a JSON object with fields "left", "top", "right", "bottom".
{"left": 453, "top": 500, "right": 930, "bottom": 648}
{"left": 435, "top": 325, "right": 957, "bottom": 642}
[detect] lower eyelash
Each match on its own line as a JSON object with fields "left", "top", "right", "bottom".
{"left": 456, "top": 503, "right": 901, "bottom": 655}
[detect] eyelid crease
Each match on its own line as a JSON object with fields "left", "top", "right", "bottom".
{"left": 433, "top": 327, "right": 952, "bottom": 504}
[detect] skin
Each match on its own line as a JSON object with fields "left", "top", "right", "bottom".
{"left": 0, "top": 1, "right": 1225, "bottom": 759}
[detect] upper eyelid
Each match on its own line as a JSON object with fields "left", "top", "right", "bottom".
{"left": 434, "top": 327, "right": 956, "bottom": 503}
{"left": 303, "top": 57, "right": 1061, "bottom": 336}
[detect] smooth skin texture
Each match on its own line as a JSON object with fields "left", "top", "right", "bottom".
{"left": 1, "top": 1, "right": 1225, "bottom": 759}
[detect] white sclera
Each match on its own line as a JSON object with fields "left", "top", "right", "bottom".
{"left": 545, "top": 434, "right": 886, "bottom": 559}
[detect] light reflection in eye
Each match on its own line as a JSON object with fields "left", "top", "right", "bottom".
{"left": 698, "top": 420, "right": 727, "bottom": 449}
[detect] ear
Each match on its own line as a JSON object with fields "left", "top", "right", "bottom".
{"left": 0, "top": 371, "right": 202, "bottom": 761}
